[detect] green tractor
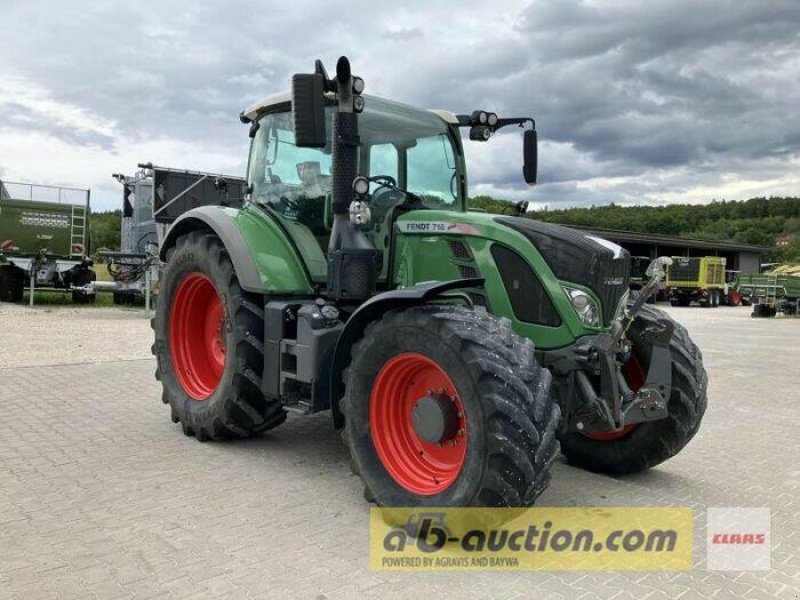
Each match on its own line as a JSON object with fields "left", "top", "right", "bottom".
{"left": 152, "top": 57, "right": 707, "bottom": 508}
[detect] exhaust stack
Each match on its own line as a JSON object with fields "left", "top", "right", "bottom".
{"left": 292, "top": 56, "right": 377, "bottom": 302}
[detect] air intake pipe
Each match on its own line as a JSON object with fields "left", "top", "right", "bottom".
{"left": 291, "top": 56, "right": 377, "bottom": 302}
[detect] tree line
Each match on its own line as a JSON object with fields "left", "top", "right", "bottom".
{"left": 469, "top": 195, "right": 800, "bottom": 262}
{"left": 89, "top": 195, "right": 800, "bottom": 263}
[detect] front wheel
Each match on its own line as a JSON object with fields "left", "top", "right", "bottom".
{"left": 559, "top": 303, "right": 708, "bottom": 475}
{"left": 152, "top": 231, "right": 286, "bottom": 441}
{"left": 342, "top": 306, "right": 559, "bottom": 507}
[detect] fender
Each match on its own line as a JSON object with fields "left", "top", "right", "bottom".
{"left": 329, "top": 277, "right": 484, "bottom": 428}
{"left": 159, "top": 205, "right": 315, "bottom": 295}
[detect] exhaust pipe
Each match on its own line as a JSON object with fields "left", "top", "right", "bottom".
{"left": 291, "top": 56, "right": 377, "bottom": 303}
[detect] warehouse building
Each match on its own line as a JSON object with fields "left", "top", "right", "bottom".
{"left": 569, "top": 226, "right": 770, "bottom": 273}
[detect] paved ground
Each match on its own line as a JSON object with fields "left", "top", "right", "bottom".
{"left": 0, "top": 303, "right": 798, "bottom": 599}
{"left": 0, "top": 304, "right": 152, "bottom": 369}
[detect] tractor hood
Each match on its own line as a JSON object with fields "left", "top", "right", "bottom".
{"left": 494, "top": 216, "right": 631, "bottom": 325}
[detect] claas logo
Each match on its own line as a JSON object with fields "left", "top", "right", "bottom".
{"left": 711, "top": 533, "right": 766, "bottom": 545}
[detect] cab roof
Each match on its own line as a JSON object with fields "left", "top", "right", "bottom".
{"left": 242, "top": 91, "right": 459, "bottom": 125}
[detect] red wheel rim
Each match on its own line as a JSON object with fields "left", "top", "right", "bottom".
{"left": 581, "top": 357, "right": 646, "bottom": 441}
{"left": 169, "top": 272, "right": 226, "bottom": 400}
{"left": 369, "top": 353, "right": 467, "bottom": 495}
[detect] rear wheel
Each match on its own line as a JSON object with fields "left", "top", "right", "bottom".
{"left": 152, "top": 231, "right": 285, "bottom": 441}
{"left": 341, "top": 306, "right": 559, "bottom": 507}
{"left": 559, "top": 304, "right": 707, "bottom": 475}
{"left": 0, "top": 265, "right": 25, "bottom": 303}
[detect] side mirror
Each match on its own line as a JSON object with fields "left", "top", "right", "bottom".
{"left": 523, "top": 129, "right": 537, "bottom": 185}
{"left": 292, "top": 73, "right": 326, "bottom": 148}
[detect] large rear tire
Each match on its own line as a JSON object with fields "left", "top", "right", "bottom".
{"left": 559, "top": 304, "right": 707, "bottom": 475}
{"left": 152, "top": 231, "right": 286, "bottom": 441}
{"left": 341, "top": 306, "right": 559, "bottom": 507}
{"left": 0, "top": 265, "right": 25, "bottom": 303}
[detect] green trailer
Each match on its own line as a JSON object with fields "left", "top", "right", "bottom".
{"left": 0, "top": 181, "right": 95, "bottom": 304}
{"left": 666, "top": 256, "right": 726, "bottom": 307}
{"left": 736, "top": 272, "right": 800, "bottom": 316}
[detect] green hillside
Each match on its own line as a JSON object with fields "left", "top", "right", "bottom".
{"left": 470, "top": 196, "right": 800, "bottom": 261}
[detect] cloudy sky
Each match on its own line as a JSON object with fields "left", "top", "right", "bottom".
{"left": 1, "top": 0, "right": 799, "bottom": 211}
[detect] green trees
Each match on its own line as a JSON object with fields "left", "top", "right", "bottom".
{"left": 89, "top": 210, "right": 121, "bottom": 253}
{"left": 467, "top": 196, "right": 800, "bottom": 252}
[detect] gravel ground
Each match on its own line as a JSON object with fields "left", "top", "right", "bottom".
{"left": 0, "top": 303, "right": 153, "bottom": 368}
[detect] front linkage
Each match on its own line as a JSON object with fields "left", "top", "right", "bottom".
{"left": 546, "top": 257, "right": 675, "bottom": 436}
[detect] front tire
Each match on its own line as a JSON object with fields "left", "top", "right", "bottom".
{"left": 559, "top": 303, "right": 707, "bottom": 475}
{"left": 341, "top": 306, "right": 559, "bottom": 507}
{"left": 152, "top": 231, "right": 286, "bottom": 441}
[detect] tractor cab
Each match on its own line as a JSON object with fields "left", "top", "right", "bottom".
{"left": 244, "top": 93, "right": 467, "bottom": 285}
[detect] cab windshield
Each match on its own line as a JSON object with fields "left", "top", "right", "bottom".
{"left": 248, "top": 97, "right": 462, "bottom": 234}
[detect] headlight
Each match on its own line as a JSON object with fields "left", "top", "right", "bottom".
{"left": 564, "top": 287, "right": 600, "bottom": 327}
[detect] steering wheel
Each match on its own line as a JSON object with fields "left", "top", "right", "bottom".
{"left": 371, "top": 175, "right": 397, "bottom": 190}
{"left": 371, "top": 187, "right": 406, "bottom": 210}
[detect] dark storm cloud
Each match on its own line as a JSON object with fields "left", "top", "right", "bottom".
{"left": 0, "top": 0, "right": 798, "bottom": 209}
{"left": 510, "top": 0, "right": 800, "bottom": 168}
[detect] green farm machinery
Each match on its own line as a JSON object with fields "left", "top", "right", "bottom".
{"left": 0, "top": 180, "right": 95, "bottom": 304}
{"left": 736, "top": 271, "right": 800, "bottom": 317}
{"left": 152, "top": 57, "right": 707, "bottom": 508}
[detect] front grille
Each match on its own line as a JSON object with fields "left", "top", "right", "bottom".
{"left": 458, "top": 264, "right": 479, "bottom": 279}
{"left": 669, "top": 259, "right": 700, "bottom": 282}
{"left": 492, "top": 244, "right": 561, "bottom": 327}
{"left": 448, "top": 240, "right": 473, "bottom": 261}
{"left": 594, "top": 257, "right": 630, "bottom": 324}
{"left": 496, "top": 217, "right": 630, "bottom": 326}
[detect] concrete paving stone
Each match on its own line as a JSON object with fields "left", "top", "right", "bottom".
{"left": 0, "top": 304, "right": 798, "bottom": 598}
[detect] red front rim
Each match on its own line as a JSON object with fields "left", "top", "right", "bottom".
{"left": 369, "top": 353, "right": 467, "bottom": 495}
{"left": 581, "top": 356, "right": 646, "bottom": 441}
{"left": 169, "top": 272, "right": 226, "bottom": 400}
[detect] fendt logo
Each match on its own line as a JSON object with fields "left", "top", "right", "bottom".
{"left": 396, "top": 221, "right": 479, "bottom": 236}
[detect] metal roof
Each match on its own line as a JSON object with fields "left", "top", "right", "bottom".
{"left": 242, "top": 91, "right": 459, "bottom": 124}
{"left": 566, "top": 225, "right": 772, "bottom": 254}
